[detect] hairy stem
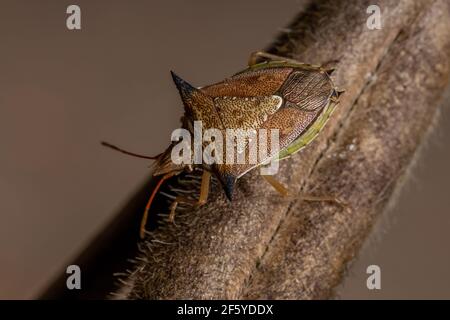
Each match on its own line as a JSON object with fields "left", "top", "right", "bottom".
{"left": 116, "top": 0, "right": 450, "bottom": 299}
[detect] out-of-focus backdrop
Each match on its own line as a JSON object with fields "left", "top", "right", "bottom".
{"left": 0, "top": 0, "right": 449, "bottom": 299}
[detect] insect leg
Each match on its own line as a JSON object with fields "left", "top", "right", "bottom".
{"left": 248, "top": 51, "right": 321, "bottom": 69}
{"left": 262, "top": 174, "right": 289, "bottom": 197}
{"left": 262, "top": 175, "right": 348, "bottom": 210}
{"left": 248, "top": 51, "right": 339, "bottom": 75}
{"left": 168, "top": 170, "right": 211, "bottom": 223}
{"left": 168, "top": 196, "right": 197, "bottom": 223}
{"left": 140, "top": 172, "right": 176, "bottom": 239}
{"left": 197, "top": 170, "right": 211, "bottom": 205}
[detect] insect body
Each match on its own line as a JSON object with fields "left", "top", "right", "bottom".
{"left": 103, "top": 52, "right": 342, "bottom": 238}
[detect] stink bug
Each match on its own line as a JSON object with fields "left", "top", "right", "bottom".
{"left": 103, "top": 51, "right": 343, "bottom": 238}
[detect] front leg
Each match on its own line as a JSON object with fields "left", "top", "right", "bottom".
{"left": 168, "top": 170, "right": 211, "bottom": 223}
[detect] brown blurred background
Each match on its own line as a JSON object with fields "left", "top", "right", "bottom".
{"left": 0, "top": 0, "right": 449, "bottom": 299}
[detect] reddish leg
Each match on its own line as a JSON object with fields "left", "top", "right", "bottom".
{"left": 140, "top": 172, "right": 176, "bottom": 239}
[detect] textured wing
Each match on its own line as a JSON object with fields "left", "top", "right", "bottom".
{"left": 213, "top": 95, "right": 282, "bottom": 129}
{"left": 184, "top": 88, "right": 224, "bottom": 129}
{"left": 278, "top": 69, "right": 333, "bottom": 111}
{"left": 201, "top": 67, "right": 292, "bottom": 97}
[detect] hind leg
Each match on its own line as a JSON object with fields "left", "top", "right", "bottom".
{"left": 248, "top": 51, "right": 321, "bottom": 68}
{"left": 248, "top": 51, "right": 338, "bottom": 74}
{"left": 261, "top": 174, "right": 347, "bottom": 209}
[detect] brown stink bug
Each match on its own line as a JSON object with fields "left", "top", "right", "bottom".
{"left": 102, "top": 51, "right": 343, "bottom": 238}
